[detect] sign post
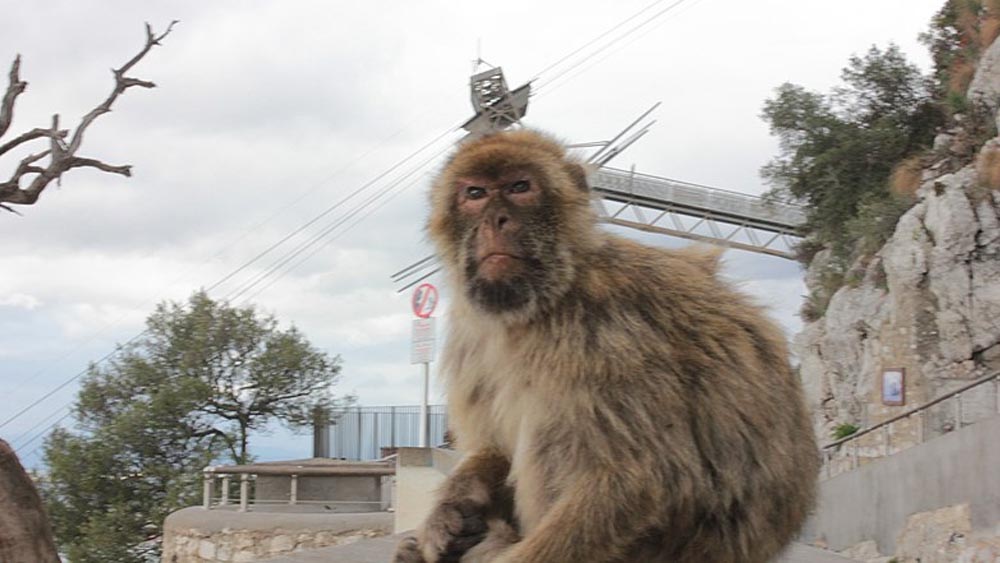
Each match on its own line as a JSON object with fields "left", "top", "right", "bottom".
{"left": 410, "top": 283, "right": 439, "bottom": 447}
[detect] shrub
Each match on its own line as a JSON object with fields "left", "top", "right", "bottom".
{"left": 846, "top": 193, "right": 916, "bottom": 258}
{"left": 832, "top": 423, "right": 860, "bottom": 440}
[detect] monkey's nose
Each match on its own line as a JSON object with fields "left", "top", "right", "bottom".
{"left": 495, "top": 214, "right": 509, "bottom": 230}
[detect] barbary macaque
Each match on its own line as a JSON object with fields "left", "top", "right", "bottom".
{"left": 393, "top": 130, "right": 819, "bottom": 563}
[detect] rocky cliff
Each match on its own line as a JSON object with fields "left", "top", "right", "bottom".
{"left": 797, "top": 39, "right": 1000, "bottom": 444}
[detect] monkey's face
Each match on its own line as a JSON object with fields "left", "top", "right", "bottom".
{"left": 429, "top": 131, "right": 597, "bottom": 320}
{"left": 453, "top": 170, "right": 556, "bottom": 313}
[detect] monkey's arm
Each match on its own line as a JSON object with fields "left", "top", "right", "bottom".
{"left": 394, "top": 448, "right": 513, "bottom": 563}
{"left": 483, "top": 470, "right": 657, "bottom": 563}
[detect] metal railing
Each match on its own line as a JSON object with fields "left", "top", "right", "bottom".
{"left": 820, "top": 372, "right": 1000, "bottom": 479}
{"left": 201, "top": 461, "right": 395, "bottom": 512}
{"left": 594, "top": 167, "right": 807, "bottom": 233}
{"left": 318, "top": 405, "right": 449, "bottom": 461}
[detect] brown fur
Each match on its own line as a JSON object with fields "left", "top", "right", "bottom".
{"left": 394, "top": 130, "right": 819, "bottom": 563}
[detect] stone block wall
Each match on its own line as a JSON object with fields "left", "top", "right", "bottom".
{"left": 162, "top": 507, "right": 393, "bottom": 562}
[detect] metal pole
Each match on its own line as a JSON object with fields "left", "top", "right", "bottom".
{"left": 420, "top": 362, "right": 430, "bottom": 447}
{"left": 373, "top": 410, "right": 380, "bottom": 460}
{"left": 390, "top": 406, "right": 396, "bottom": 449}
{"left": 357, "top": 408, "right": 363, "bottom": 461}
{"left": 202, "top": 472, "right": 214, "bottom": 510}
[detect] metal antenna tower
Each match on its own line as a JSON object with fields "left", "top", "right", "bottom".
{"left": 461, "top": 65, "right": 531, "bottom": 134}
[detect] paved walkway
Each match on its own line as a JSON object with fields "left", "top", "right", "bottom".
{"left": 262, "top": 534, "right": 858, "bottom": 562}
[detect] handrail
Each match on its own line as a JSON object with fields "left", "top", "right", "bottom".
{"left": 204, "top": 463, "right": 394, "bottom": 477}
{"left": 822, "top": 371, "right": 1000, "bottom": 451}
{"left": 201, "top": 460, "right": 395, "bottom": 511}
{"left": 599, "top": 166, "right": 804, "bottom": 206}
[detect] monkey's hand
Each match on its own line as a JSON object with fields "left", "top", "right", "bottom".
{"left": 393, "top": 536, "right": 426, "bottom": 563}
{"left": 460, "top": 518, "right": 519, "bottom": 563}
{"left": 418, "top": 498, "right": 490, "bottom": 562}
{"left": 414, "top": 449, "right": 512, "bottom": 563}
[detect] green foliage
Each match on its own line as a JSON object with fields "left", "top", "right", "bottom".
{"left": 846, "top": 193, "right": 918, "bottom": 258}
{"left": 40, "top": 291, "right": 349, "bottom": 561}
{"left": 832, "top": 423, "right": 860, "bottom": 440}
{"left": 946, "top": 90, "right": 971, "bottom": 114}
{"left": 762, "top": 44, "right": 945, "bottom": 321}
{"left": 761, "top": 45, "right": 940, "bottom": 264}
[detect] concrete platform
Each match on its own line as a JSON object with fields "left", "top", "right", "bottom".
{"left": 261, "top": 534, "right": 857, "bottom": 562}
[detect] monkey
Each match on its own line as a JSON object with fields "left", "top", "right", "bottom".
{"left": 393, "top": 130, "right": 819, "bottom": 563}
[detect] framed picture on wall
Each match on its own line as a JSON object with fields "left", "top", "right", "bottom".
{"left": 882, "top": 368, "right": 905, "bottom": 406}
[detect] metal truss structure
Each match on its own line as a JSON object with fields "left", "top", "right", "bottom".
{"left": 593, "top": 167, "right": 804, "bottom": 259}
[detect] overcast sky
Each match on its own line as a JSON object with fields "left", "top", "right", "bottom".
{"left": 1, "top": 0, "right": 944, "bottom": 464}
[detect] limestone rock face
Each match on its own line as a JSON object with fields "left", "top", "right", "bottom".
{"left": 968, "top": 36, "right": 1000, "bottom": 109}
{"left": 796, "top": 139, "right": 1000, "bottom": 444}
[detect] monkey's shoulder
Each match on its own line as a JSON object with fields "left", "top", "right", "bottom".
{"left": 583, "top": 237, "right": 727, "bottom": 301}
{"left": 578, "top": 236, "right": 786, "bottom": 350}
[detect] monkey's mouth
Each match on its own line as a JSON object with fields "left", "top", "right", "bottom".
{"left": 480, "top": 252, "right": 521, "bottom": 264}
{"left": 477, "top": 253, "right": 524, "bottom": 280}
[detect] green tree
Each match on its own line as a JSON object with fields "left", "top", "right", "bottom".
{"left": 40, "top": 291, "right": 348, "bottom": 562}
{"left": 761, "top": 44, "right": 942, "bottom": 262}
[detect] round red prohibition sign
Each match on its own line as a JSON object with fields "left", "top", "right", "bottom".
{"left": 412, "top": 283, "right": 439, "bottom": 319}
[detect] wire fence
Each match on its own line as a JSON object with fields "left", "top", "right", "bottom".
{"left": 316, "top": 405, "right": 449, "bottom": 461}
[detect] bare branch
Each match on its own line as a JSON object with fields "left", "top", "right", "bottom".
{"left": 0, "top": 127, "right": 68, "bottom": 158}
{"left": 1, "top": 22, "right": 176, "bottom": 212}
{"left": 0, "top": 152, "right": 130, "bottom": 206}
{"left": 0, "top": 55, "right": 28, "bottom": 138}
{"left": 66, "top": 157, "right": 132, "bottom": 177}
{"left": 67, "top": 20, "right": 178, "bottom": 155}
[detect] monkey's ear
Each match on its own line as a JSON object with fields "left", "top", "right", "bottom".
{"left": 565, "top": 163, "right": 593, "bottom": 193}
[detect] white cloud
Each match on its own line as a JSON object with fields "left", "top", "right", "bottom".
{"left": 0, "top": 0, "right": 945, "bottom": 461}
{"left": 0, "top": 293, "right": 42, "bottom": 310}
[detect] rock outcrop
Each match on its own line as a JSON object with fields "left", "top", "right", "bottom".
{"left": 797, "top": 50, "right": 1000, "bottom": 446}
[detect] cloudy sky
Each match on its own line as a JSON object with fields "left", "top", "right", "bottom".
{"left": 1, "top": 0, "right": 944, "bottom": 464}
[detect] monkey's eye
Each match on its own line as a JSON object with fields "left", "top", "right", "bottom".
{"left": 464, "top": 186, "right": 487, "bottom": 199}
{"left": 508, "top": 180, "right": 530, "bottom": 193}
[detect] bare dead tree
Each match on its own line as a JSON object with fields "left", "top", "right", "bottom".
{"left": 0, "top": 21, "right": 177, "bottom": 213}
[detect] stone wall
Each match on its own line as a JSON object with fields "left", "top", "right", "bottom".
{"left": 162, "top": 508, "right": 393, "bottom": 563}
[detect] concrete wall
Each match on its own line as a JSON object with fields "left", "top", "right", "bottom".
{"left": 393, "top": 447, "right": 460, "bottom": 534}
{"left": 801, "top": 414, "right": 1000, "bottom": 554}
